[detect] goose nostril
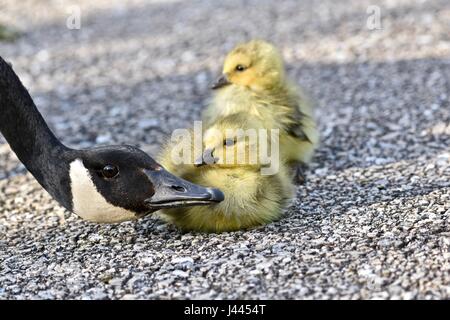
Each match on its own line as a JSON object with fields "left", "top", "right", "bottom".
{"left": 170, "top": 185, "right": 186, "bottom": 193}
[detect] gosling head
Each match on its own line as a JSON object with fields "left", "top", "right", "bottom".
{"left": 68, "top": 145, "right": 224, "bottom": 223}
{"left": 196, "top": 114, "right": 266, "bottom": 169}
{"left": 211, "top": 40, "right": 285, "bottom": 92}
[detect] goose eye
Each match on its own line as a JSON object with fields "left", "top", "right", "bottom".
{"left": 235, "top": 64, "right": 246, "bottom": 72}
{"left": 223, "top": 138, "right": 236, "bottom": 146}
{"left": 102, "top": 165, "right": 119, "bottom": 179}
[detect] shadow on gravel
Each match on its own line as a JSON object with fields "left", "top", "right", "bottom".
{"left": 293, "top": 164, "right": 449, "bottom": 216}
{"left": 303, "top": 57, "right": 450, "bottom": 171}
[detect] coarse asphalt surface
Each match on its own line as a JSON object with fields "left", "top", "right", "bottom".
{"left": 0, "top": 0, "right": 449, "bottom": 299}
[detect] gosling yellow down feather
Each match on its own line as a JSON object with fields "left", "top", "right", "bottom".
{"left": 158, "top": 113, "right": 294, "bottom": 233}
{"left": 204, "top": 39, "right": 319, "bottom": 183}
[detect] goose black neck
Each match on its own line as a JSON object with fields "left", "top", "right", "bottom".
{"left": 0, "top": 56, "right": 72, "bottom": 209}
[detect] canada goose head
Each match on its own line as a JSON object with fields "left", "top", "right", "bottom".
{"left": 0, "top": 55, "right": 224, "bottom": 224}
{"left": 211, "top": 40, "right": 285, "bottom": 92}
{"left": 68, "top": 145, "right": 224, "bottom": 223}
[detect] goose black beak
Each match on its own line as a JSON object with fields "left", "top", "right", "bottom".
{"left": 211, "top": 74, "right": 231, "bottom": 89}
{"left": 144, "top": 169, "right": 224, "bottom": 210}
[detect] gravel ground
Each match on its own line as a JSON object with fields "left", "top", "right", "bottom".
{"left": 1, "top": 0, "right": 449, "bottom": 299}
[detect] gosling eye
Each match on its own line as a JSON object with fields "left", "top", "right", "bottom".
{"left": 101, "top": 165, "right": 119, "bottom": 179}
{"left": 223, "top": 138, "right": 236, "bottom": 146}
{"left": 235, "top": 64, "right": 246, "bottom": 72}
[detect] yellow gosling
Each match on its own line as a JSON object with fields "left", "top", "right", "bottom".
{"left": 204, "top": 39, "right": 319, "bottom": 183}
{"left": 158, "top": 113, "right": 294, "bottom": 232}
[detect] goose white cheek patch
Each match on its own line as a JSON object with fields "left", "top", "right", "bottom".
{"left": 69, "top": 159, "right": 137, "bottom": 223}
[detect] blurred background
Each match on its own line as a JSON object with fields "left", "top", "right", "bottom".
{"left": 0, "top": 0, "right": 449, "bottom": 299}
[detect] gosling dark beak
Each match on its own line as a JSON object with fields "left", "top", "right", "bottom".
{"left": 211, "top": 74, "right": 231, "bottom": 90}
{"left": 194, "top": 148, "right": 217, "bottom": 167}
{"left": 144, "top": 168, "right": 224, "bottom": 210}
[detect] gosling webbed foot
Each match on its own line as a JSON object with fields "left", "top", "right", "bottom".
{"left": 293, "top": 164, "right": 307, "bottom": 185}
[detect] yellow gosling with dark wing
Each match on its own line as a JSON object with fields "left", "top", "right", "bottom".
{"left": 158, "top": 113, "right": 294, "bottom": 233}
{"left": 204, "top": 40, "right": 319, "bottom": 183}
